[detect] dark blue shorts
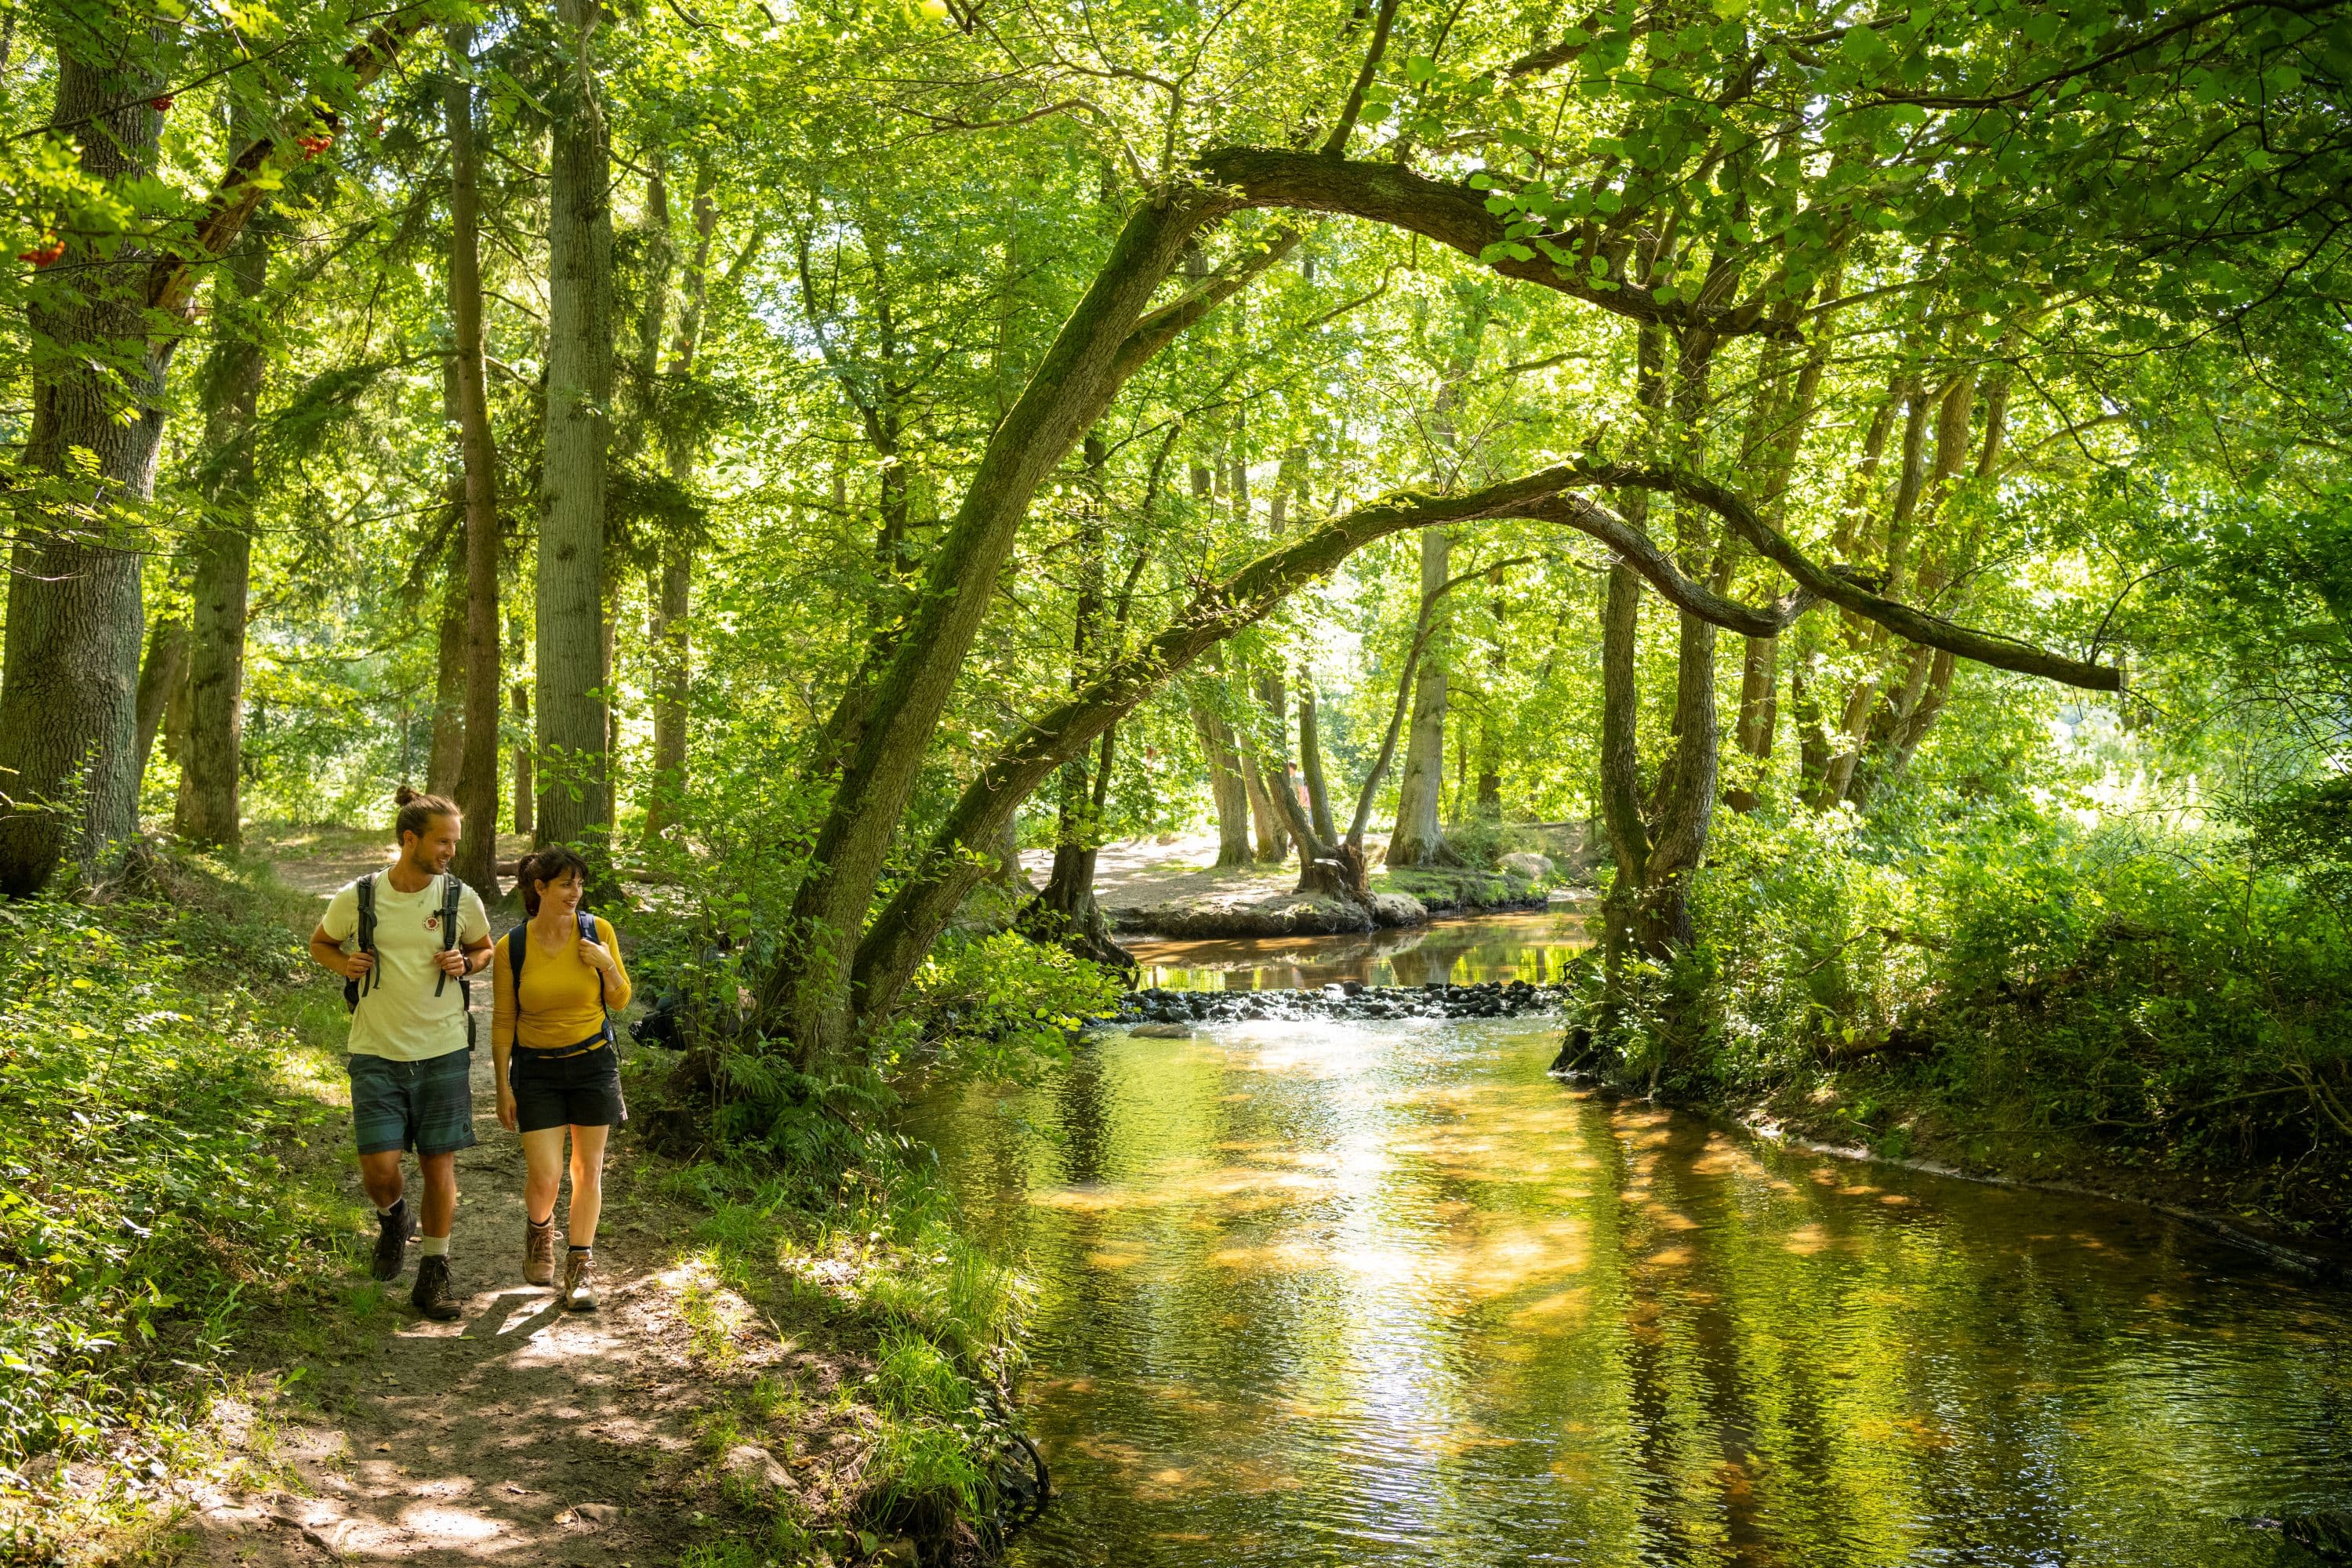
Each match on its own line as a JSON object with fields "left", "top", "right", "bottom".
{"left": 348, "top": 1047, "right": 477, "bottom": 1156}
{"left": 509, "top": 1040, "right": 626, "bottom": 1133}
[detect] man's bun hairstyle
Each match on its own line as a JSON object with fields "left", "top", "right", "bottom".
{"left": 518, "top": 846, "right": 593, "bottom": 916}
{"left": 394, "top": 785, "right": 459, "bottom": 846}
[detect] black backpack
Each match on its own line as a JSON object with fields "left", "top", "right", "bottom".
{"left": 506, "top": 909, "right": 614, "bottom": 1046}
{"left": 343, "top": 873, "right": 474, "bottom": 1043}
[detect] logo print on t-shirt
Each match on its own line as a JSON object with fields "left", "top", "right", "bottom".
{"left": 424, "top": 913, "right": 442, "bottom": 932}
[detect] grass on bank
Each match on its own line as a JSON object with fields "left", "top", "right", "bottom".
{"left": 664, "top": 1150, "right": 1032, "bottom": 1568}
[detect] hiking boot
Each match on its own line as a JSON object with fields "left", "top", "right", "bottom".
{"left": 371, "top": 1200, "right": 409, "bottom": 1282}
{"left": 524, "top": 1215, "right": 557, "bottom": 1287}
{"left": 562, "top": 1249, "right": 597, "bottom": 1313}
{"left": 412, "top": 1254, "right": 461, "bottom": 1321}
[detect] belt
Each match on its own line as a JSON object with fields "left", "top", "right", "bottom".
{"left": 514, "top": 1029, "right": 612, "bottom": 1062}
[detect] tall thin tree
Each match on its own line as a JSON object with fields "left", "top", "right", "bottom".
{"left": 446, "top": 21, "right": 503, "bottom": 892}
{"left": 536, "top": 0, "right": 615, "bottom": 855}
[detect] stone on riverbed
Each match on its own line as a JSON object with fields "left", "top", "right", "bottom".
{"left": 1112, "top": 977, "right": 1569, "bottom": 1029}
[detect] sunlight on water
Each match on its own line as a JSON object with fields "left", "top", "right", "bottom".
{"left": 906, "top": 952, "right": 2352, "bottom": 1567}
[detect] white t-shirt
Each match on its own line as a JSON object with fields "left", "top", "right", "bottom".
{"left": 321, "top": 872, "right": 492, "bottom": 1062}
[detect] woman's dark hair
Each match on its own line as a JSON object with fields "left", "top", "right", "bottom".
{"left": 393, "top": 784, "right": 459, "bottom": 847}
{"left": 518, "top": 848, "right": 592, "bottom": 916}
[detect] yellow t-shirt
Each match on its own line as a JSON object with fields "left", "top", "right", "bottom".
{"left": 321, "top": 872, "right": 492, "bottom": 1062}
{"left": 492, "top": 914, "right": 633, "bottom": 1052}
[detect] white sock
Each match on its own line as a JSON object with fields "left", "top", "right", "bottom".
{"left": 419, "top": 1235, "right": 449, "bottom": 1258}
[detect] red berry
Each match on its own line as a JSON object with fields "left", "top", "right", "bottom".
{"left": 151, "top": 94, "right": 175, "bottom": 112}
{"left": 20, "top": 241, "right": 66, "bottom": 267}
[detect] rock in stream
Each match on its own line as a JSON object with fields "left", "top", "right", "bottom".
{"left": 1109, "top": 978, "right": 1568, "bottom": 1032}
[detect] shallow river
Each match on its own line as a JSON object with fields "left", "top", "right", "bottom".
{"left": 906, "top": 914, "right": 2352, "bottom": 1566}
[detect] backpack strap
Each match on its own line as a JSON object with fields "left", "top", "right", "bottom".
{"left": 434, "top": 874, "right": 466, "bottom": 999}
{"left": 353, "top": 873, "right": 379, "bottom": 1001}
{"left": 579, "top": 909, "right": 613, "bottom": 1041}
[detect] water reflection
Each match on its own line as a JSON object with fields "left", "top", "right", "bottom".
{"left": 1131, "top": 908, "right": 1594, "bottom": 992}
{"left": 908, "top": 1018, "right": 2352, "bottom": 1567}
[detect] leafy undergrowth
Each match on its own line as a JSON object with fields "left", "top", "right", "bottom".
{"left": 0, "top": 847, "right": 363, "bottom": 1562}
{"left": 662, "top": 1146, "right": 1036, "bottom": 1568}
{"left": 1573, "top": 800, "right": 2352, "bottom": 1248}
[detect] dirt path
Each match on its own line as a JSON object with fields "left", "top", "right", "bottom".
{"left": 184, "top": 1001, "right": 739, "bottom": 1566}
{"left": 180, "top": 839, "right": 804, "bottom": 1566}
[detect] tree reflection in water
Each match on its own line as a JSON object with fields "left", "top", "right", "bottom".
{"left": 909, "top": 1010, "right": 2352, "bottom": 1568}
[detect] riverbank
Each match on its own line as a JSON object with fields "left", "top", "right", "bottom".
{"left": 0, "top": 834, "right": 1026, "bottom": 1568}
{"left": 1030, "top": 831, "right": 1573, "bottom": 938}
{"left": 1725, "top": 1071, "right": 2352, "bottom": 1272}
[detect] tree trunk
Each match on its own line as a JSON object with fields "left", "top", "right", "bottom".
{"left": 1386, "top": 527, "right": 1455, "bottom": 866}
{"left": 536, "top": 0, "right": 615, "bottom": 855}
{"left": 447, "top": 20, "right": 503, "bottom": 893}
{"left": 132, "top": 608, "right": 191, "bottom": 790}
{"left": 644, "top": 554, "right": 691, "bottom": 836}
{"left": 175, "top": 221, "right": 268, "bottom": 848}
{"left": 1636, "top": 606, "right": 1719, "bottom": 954}
{"left": 1027, "top": 727, "right": 1133, "bottom": 971}
{"left": 987, "top": 811, "right": 1029, "bottom": 891}
{"left": 1298, "top": 677, "right": 1338, "bottom": 844}
{"left": 0, "top": 46, "right": 165, "bottom": 894}
{"left": 1723, "top": 630, "right": 1777, "bottom": 813}
{"left": 511, "top": 681, "right": 535, "bottom": 839}
{"left": 1475, "top": 597, "right": 1504, "bottom": 816}
{"left": 643, "top": 169, "right": 714, "bottom": 843}
{"left": 1243, "top": 738, "right": 1290, "bottom": 862}
{"left": 1194, "top": 691, "right": 1254, "bottom": 868}
{"left": 426, "top": 540, "right": 466, "bottom": 797}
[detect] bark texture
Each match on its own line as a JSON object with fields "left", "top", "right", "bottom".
{"left": 176, "top": 226, "right": 268, "bottom": 847}
{"left": 535, "top": 0, "right": 615, "bottom": 852}
{"left": 0, "top": 46, "right": 166, "bottom": 893}
{"left": 447, "top": 21, "right": 503, "bottom": 893}
{"left": 1385, "top": 527, "right": 1456, "bottom": 866}
{"left": 132, "top": 608, "right": 191, "bottom": 789}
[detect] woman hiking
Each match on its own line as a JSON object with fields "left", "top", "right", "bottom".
{"left": 492, "top": 848, "right": 631, "bottom": 1311}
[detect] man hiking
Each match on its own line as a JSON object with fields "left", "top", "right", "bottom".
{"left": 310, "top": 786, "right": 494, "bottom": 1319}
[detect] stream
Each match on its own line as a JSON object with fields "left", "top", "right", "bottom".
{"left": 906, "top": 913, "right": 2352, "bottom": 1566}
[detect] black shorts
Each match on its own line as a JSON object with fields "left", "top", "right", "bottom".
{"left": 509, "top": 1040, "right": 626, "bottom": 1133}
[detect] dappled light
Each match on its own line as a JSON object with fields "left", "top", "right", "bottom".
{"left": 910, "top": 1013, "right": 2352, "bottom": 1566}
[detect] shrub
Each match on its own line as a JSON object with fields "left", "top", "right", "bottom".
{"left": 0, "top": 862, "right": 352, "bottom": 1469}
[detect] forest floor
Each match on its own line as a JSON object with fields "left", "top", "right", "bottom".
{"left": 80, "top": 829, "right": 905, "bottom": 1568}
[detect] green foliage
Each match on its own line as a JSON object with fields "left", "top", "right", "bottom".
{"left": 670, "top": 1146, "right": 1029, "bottom": 1553}
{"left": 1653, "top": 782, "right": 2352, "bottom": 1223}
{"left": 0, "top": 858, "right": 354, "bottom": 1468}
{"left": 895, "top": 931, "right": 1120, "bottom": 1083}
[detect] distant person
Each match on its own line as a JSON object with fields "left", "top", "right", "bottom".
{"left": 309, "top": 786, "right": 493, "bottom": 1322}
{"left": 492, "top": 848, "right": 632, "bottom": 1312}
